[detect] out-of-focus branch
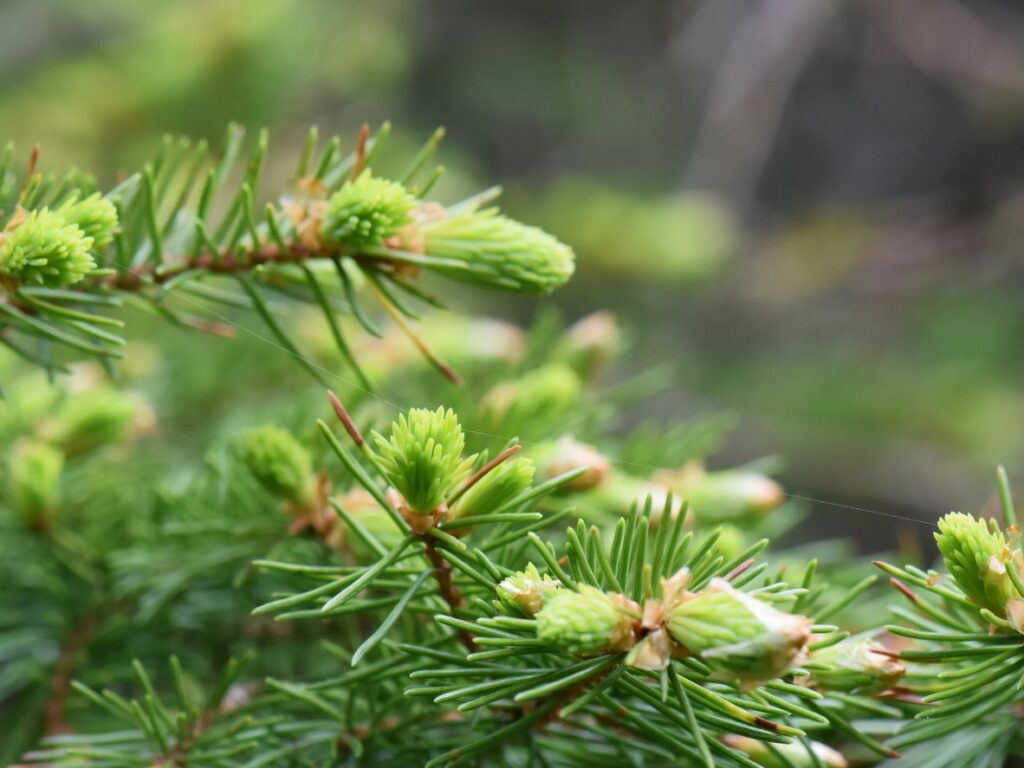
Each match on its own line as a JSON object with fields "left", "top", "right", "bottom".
{"left": 682, "top": 0, "right": 837, "bottom": 214}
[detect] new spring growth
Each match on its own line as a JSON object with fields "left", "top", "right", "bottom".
{"left": 480, "top": 364, "right": 581, "bottom": 426}
{"left": 38, "top": 388, "right": 148, "bottom": 456}
{"left": 422, "top": 205, "right": 575, "bottom": 294}
{"left": 672, "top": 462, "right": 785, "bottom": 524}
{"left": 536, "top": 586, "right": 638, "bottom": 655}
{"left": 321, "top": 172, "right": 417, "bottom": 249}
{"left": 448, "top": 456, "right": 534, "bottom": 523}
{"left": 240, "top": 426, "right": 317, "bottom": 508}
{"left": 56, "top": 192, "right": 120, "bottom": 250}
{"left": 0, "top": 194, "right": 118, "bottom": 288}
{"left": 372, "top": 407, "right": 475, "bottom": 518}
{"left": 539, "top": 436, "right": 610, "bottom": 492}
{"left": 0, "top": 210, "right": 94, "bottom": 288}
{"left": 935, "top": 512, "right": 1016, "bottom": 616}
{"left": 557, "top": 311, "right": 621, "bottom": 381}
{"left": 806, "top": 634, "right": 905, "bottom": 695}
{"left": 8, "top": 438, "right": 63, "bottom": 526}
{"left": 496, "top": 563, "right": 562, "bottom": 615}
{"left": 723, "top": 736, "right": 848, "bottom": 768}
{"left": 666, "top": 577, "right": 811, "bottom": 687}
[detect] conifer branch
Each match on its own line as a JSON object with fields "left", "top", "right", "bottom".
{"left": 0, "top": 124, "right": 575, "bottom": 383}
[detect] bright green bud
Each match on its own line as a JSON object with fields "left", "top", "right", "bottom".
{"left": 536, "top": 586, "right": 635, "bottom": 654}
{"left": 0, "top": 209, "right": 94, "bottom": 287}
{"left": 497, "top": 563, "right": 561, "bottom": 615}
{"left": 41, "top": 389, "right": 143, "bottom": 455}
{"left": 666, "top": 578, "right": 811, "bottom": 686}
{"left": 538, "top": 436, "right": 610, "bottom": 492}
{"left": 723, "top": 736, "right": 847, "bottom": 768}
{"left": 714, "top": 525, "right": 747, "bottom": 561}
{"left": 372, "top": 407, "right": 475, "bottom": 515}
{"left": 8, "top": 438, "right": 63, "bottom": 525}
{"left": 321, "top": 172, "right": 416, "bottom": 248}
{"left": 684, "top": 470, "right": 785, "bottom": 524}
{"left": 240, "top": 426, "right": 315, "bottom": 505}
{"left": 935, "top": 512, "right": 1014, "bottom": 615}
{"left": 56, "top": 192, "right": 119, "bottom": 249}
{"left": 556, "top": 311, "right": 621, "bottom": 380}
{"left": 449, "top": 457, "right": 534, "bottom": 522}
{"left": 480, "top": 364, "right": 581, "bottom": 430}
{"left": 807, "top": 634, "right": 905, "bottom": 695}
{"left": 423, "top": 207, "right": 575, "bottom": 294}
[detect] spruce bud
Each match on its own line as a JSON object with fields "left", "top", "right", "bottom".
{"left": 372, "top": 407, "right": 475, "bottom": 516}
{"left": 8, "top": 438, "right": 63, "bottom": 526}
{"left": 536, "top": 586, "right": 636, "bottom": 654}
{"left": 683, "top": 468, "right": 785, "bottom": 524}
{"left": 240, "top": 426, "right": 316, "bottom": 506}
{"left": 497, "top": 563, "right": 561, "bottom": 615}
{"left": 56, "top": 192, "right": 119, "bottom": 249}
{"left": 422, "top": 206, "right": 575, "bottom": 294}
{"left": 479, "top": 364, "right": 581, "bottom": 428}
{"left": 0, "top": 209, "right": 94, "bottom": 287}
{"left": 666, "top": 578, "right": 811, "bottom": 687}
{"left": 449, "top": 457, "right": 534, "bottom": 523}
{"left": 540, "top": 436, "right": 611, "bottom": 492}
{"left": 321, "top": 172, "right": 416, "bottom": 249}
{"left": 807, "top": 634, "right": 905, "bottom": 695}
{"left": 40, "top": 388, "right": 144, "bottom": 455}
{"left": 723, "top": 736, "right": 847, "bottom": 768}
{"left": 558, "top": 311, "right": 621, "bottom": 380}
{"left": 935, "top": 512, "right": 1014, "bottom": 615}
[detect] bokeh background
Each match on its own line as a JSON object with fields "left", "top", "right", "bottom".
{"left": 3, "top": 0, "right": 1024, "bottom": 548}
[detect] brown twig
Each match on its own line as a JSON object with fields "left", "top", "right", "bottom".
{"left": 100, "top": 240, "right": 349, "bottom": 291}
{"left": 43, "top": 610, "right": 104, "bottom": 735}
{"left": 421, "top": 535, "right": 476, "bottom": 652}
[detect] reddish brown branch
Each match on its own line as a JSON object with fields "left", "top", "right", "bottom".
{"left": 44, "top": 611, "right": 103, "bottom": 735}
{"left": 101, "top": 241, "right": 349, "bottom": 291}
{"left": 421, "top": 535, "right": 476, "bottom": 652}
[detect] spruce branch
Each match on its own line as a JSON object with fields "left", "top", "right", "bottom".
{"left": 871, "top": 469, "right": 1024, "bottom": 760}
{"left": 0, "top": 123, "right": 575, "bottom": 383}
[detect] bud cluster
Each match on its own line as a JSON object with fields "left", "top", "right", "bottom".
{"left": 523, "top": 570, "right": 813, "bottom": 688}
{"left": 0, "top": 195, "right": 118, "bottom": 288}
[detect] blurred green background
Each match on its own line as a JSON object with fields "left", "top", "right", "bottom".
{"left": 3, "top": 0, "right": 1024, "bottom": 543}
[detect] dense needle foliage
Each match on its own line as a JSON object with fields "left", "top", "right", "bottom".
{"left": 2, "top": 124, "right": 1024, "bottom": 768}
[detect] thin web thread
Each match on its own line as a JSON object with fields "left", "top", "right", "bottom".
{"left": 137, "top": 265, "right": 938, "bottom": 530}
